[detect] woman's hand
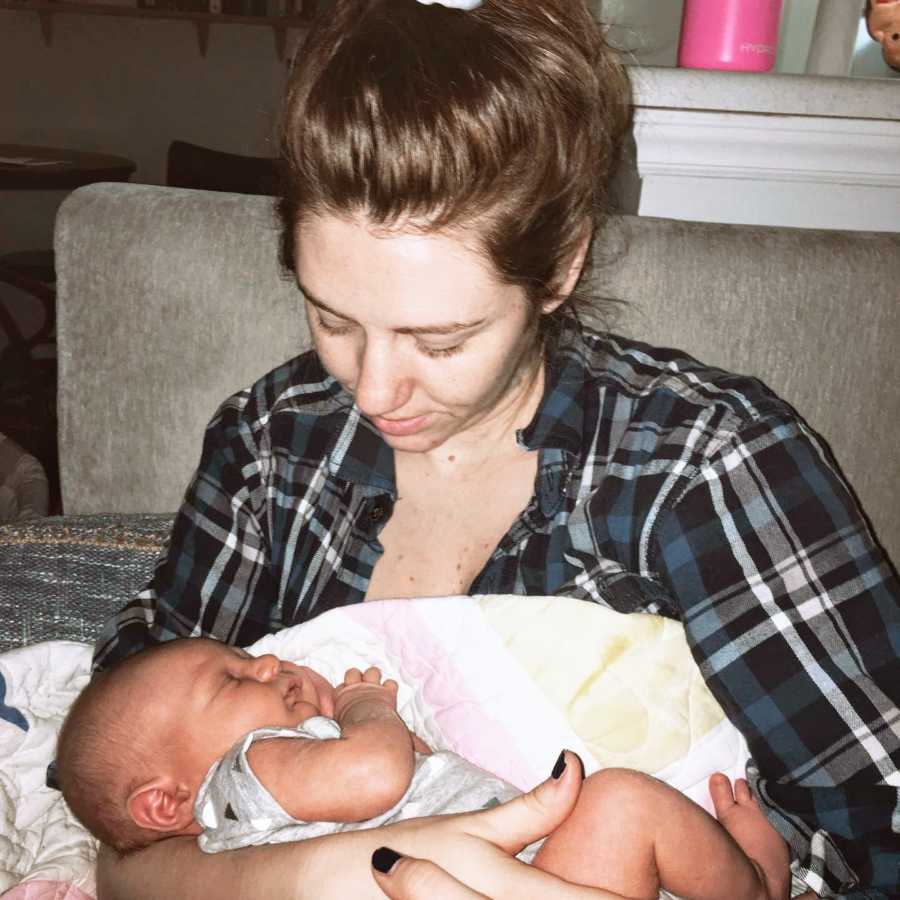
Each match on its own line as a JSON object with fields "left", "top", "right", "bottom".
{"left": 371, "top": 848, "right": 492, "bottom": 899}
{"left": 370, "top": 847, "right": 625, "bottom": 899}
{"left": 368, "top": 751, "right": 626, "bottom": 900}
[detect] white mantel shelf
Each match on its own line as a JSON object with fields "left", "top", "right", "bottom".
{"left": 630, "top": 66, "right": 900, "bottom": 122}
{"left": 624, "top": 67, "right": 900, "bottom": 232}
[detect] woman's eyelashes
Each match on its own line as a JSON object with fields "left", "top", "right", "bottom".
{"left": 418, "top": 341, "right": 464, "bottom": 358}
{"left": 316, "top": 314, "right": 355, "bottom": 336}
{"left": 316, "top": 312, "right": 466, "bottom": 358}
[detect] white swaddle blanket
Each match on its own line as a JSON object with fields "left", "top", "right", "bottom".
{"left": 0, "top": 595, "right": 750, "bottom": 898}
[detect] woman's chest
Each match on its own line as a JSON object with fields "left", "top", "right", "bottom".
{"left": 267, "top": 444, "right": 668, "bottom": 618}
{"left": 365, "top": 455, "right": 538, "bottom": 600}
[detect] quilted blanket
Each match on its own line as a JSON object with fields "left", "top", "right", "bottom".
{"left": 0, "top": 595, "right": 749, "bottom": 898}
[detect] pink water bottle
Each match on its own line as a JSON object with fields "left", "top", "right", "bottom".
{"left": 678, "top": 0, "right": 784, "bottom": 73}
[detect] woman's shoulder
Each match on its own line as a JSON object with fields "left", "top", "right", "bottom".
{"left": 206, "top": 349, "right": 352, "bottom": 443}
{"left": 573, "top": 326, "right": 796, "bottom": 431}
{"left": 543, "top": 325, "right": 803, "bottom": 473}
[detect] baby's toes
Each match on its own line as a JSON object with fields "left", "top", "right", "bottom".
{"left": 734, "top": 777, "right": 758, "bottom": 807}
{"left": 709, "top": 772, "right": 737, "bottom": 820}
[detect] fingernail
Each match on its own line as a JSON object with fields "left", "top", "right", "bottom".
{"left": 372, "top": 846, "right": 402, "bottom": 874}
{"left": 551, "top": 750, "right": 567, "bottom": 779}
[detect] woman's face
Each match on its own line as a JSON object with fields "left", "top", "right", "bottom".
{"left": 295, "top": 213, "right": 559, "bottom": 453}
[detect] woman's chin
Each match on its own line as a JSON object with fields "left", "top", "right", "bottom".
{"left": 372, "top": 415, "right": 456, "bottom": 452}
{"left": 379, "top": 430, "right": 448, "bottom": 453}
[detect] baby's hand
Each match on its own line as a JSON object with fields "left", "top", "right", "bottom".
{"left": 334, "top": 666, "right": 399, "bottom": 722}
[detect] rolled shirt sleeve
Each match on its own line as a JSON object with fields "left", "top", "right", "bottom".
{"left": 92, "top": 392, "right": 279, "bottom": 671}
{"left": 654, "top": 414, "right": 900, "bottom": 898}
{"left": 92, "top": 350, "right": 388, "bottom": 673}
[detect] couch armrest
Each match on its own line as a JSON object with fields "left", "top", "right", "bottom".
{"left": 0, "top": 513, "right": 173, "bottom": 652}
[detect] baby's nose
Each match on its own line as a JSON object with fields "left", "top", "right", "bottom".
{"left": 251, "top": 654, "right": 281, "bottom": 681}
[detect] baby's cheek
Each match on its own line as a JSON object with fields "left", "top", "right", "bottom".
{"left": 318, "top": 687, "right": 336, "bottom": 718}
{"left": 296, "top": 701, "right": 325, "bottom": 724}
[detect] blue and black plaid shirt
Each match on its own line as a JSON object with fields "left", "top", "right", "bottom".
{"left": 94, "top": 324, "right": 899, "bottom": 898}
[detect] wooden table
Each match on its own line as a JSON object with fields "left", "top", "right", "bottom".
{"left": 0, "top": 144, "right": 136, "bottom": 191}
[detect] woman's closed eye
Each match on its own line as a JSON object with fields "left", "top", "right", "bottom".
{"left": 417, "top": 340, "right": 465, "bottom": 358}
{"left": 317, "top": 310, "right": 466, "bottom": 358}
{"left": 316, "top": 312, "right": 356, "bottom": 336}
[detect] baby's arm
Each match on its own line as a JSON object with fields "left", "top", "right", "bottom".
{"left": 247, "top": 666, "right": 416, "bottom": 823}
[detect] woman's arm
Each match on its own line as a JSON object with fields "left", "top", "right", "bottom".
{"left": 92, "top": 394, "right": 279, "bottom": 671}
{"left": 653, "top": 415, "right": 899, "bottom": 899}
{"left": 96, "top": 837, "right": 314, "bottom": 900}
{"left": 98, "top": 750, "right": 610, "bottom": 900}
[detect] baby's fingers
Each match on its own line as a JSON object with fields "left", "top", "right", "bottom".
{"left": 363, "top": 666, "right": 383, "bottom": 684}
{"left": 342, "top": 667, "right": 363, "bottom": 685}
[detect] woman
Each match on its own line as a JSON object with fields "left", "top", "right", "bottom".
{"left": 92, "top": 0, "right": 899, "bottom": 897}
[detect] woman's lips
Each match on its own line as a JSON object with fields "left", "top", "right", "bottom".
{"left": 372, "top": 414, "right": 429, "bottom": 436}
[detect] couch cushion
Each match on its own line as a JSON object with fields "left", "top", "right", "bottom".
{"left": 0, "top": 514, "right": 173, "bottom": 652}
{"left": 54, "top": 185, "right": 900, "bottom": 568}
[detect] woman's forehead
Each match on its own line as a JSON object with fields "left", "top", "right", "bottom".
{"left": 296, "top": 211, "right": 485, "bottom": 266}
{"left": 294, "top": 212, "right": 522, "bottom": 322}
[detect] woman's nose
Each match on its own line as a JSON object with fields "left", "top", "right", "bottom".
{"left": 353, "top": 337, "right": 412, "bottom": 419}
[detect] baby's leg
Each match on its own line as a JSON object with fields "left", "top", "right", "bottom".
{"left": 708, "top": 773, "right": 791, "bottom": 900}
{"left": 531, "top": 768, "right": 788, "bottom": 900}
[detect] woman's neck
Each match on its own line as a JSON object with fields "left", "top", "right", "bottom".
{"left": 399, "top": 357, "right": 546, "bottom": 479}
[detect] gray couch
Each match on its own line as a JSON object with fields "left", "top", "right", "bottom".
{"left": 1, "top": 182, "right": 898, "bottom": 652}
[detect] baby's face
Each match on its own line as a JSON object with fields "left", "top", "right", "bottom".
{"left": 868, "top": 0, "right": 900, "bottom": 37}
{"left": 152, "top": 639, "right": 336, "bottom": 770}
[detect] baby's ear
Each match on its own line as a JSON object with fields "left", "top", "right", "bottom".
{"left": 127, "top": 776, "right": 196, "bottom": 833}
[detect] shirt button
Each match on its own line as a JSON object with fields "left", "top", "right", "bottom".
{"left": 368, "top": 502, "right": 386, "bottom": 524}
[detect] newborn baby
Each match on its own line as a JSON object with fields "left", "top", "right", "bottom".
{"left": 57, "top": 637, "right": 790, "bottom": 900}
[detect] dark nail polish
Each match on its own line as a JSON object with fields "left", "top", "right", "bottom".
{"left": 372, "top": 846, "right": 402, "bottom": 874}
{"left": 551, "top": 751, "right": 567, "bottom": 779}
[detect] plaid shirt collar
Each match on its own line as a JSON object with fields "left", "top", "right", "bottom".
{"left": 326, "top": 323, "right": 591, "bottom": 509}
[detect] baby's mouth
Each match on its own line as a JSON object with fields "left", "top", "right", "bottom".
{"left": 283, "top": 678, "right": 303, "bottom": 707}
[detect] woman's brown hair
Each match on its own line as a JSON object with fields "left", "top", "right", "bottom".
{"left": 278, "top": 0, "right": 632, "bottom": 335}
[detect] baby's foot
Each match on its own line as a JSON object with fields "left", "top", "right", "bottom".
{"left": 710, "top": 774, "right": 790, "bottom": 900}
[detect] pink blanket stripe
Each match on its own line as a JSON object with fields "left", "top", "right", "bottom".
{"left": 346, "top": 600, "right": 544, "bottom": 791}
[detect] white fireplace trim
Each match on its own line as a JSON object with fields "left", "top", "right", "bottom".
{"left": 627, "top": 104, "right": 899, "bottom": 229}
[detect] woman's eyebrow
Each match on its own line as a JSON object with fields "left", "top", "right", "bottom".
{"left": 299, "top": 281, "right": 485, "bottom": 336}
{"left": 395, "top": 319, "right": 486, "bottom": 337}
{"left": 299, "top": 283, "right": 348, "bottom": 318}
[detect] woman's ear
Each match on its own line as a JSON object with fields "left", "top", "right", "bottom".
{"left": 127, "top": 776, "right": 196, "bottom": 833}
{"left": 542, "top": 224, "right": 593, "bottom": 315}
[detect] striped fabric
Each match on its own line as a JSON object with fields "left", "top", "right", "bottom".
{"left": 93, "top": 322, "right": 899, "bottom": 898}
